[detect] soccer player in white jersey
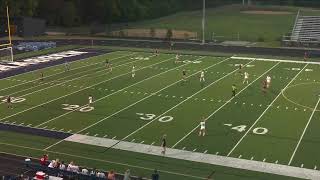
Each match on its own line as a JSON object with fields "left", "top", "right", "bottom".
{"left": 266, "top": 75, "right": 271, "bottom": 88}
{"left": 243, "top": 72, "right": 249, "bottom": 84}
{"left": 200, "top": 70, "right": 205, "bottom": 82}
{"left": 199, "top": 117, "right": 206, "bottom": 136}
{"left": 175, "top": 54, "right": 180, "bottom": 64}
{"left": 88, "top": 95, "right": 93, "bottom": 105}
{"left": 132, "top": 65, "right": 136, "bottom": 78}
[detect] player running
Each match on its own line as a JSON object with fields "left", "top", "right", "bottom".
{"left": 266, "top": 75, "right": 271, "bottom": 88}
{"left": 175, "top": 54, "right": 180, "bottom": 64}
{"left": 262, "top": 80, "right": 267, "bottom": 94}
{"left": 155, "top": 49, "right": 159, "bottom": 56}
{"left": 131, "top": 65, "right": 136, "bottom": 78}
{"left": 198, "top": 117, "right": 206, "bottom": 136}
{"left": 304, "top": 51, "right": 308, "bottom": 62}
{"left": 88, "top": 95, "right": 93, "bottom": 106}
{"left": 65, "top": 61, "right": 70, "bottom": 71}
{"left": 161, "top": 134, "right": 167, "bottom": 155}
{"left": 243, "top": 72, "right": 249, "bottom": 84}
{"left": 6, "top": 96, "right": 12, "bottom": 109}
{"left": 182, "top": 69, "right": 187, "bottom": 81}
{"left": 200, "top": 70, "right": 205, "bottom": 82}
{"left": 238, "top": 64, "right": 243, "bottom": 74}
{"left": 232, "top": 84, "right": 237, "bottom": 97}
{"left": 40, "top": 72, "right": 44, "bottom": 81}
{"left": 106, "top": 59, "right": 112, "bottom": 72}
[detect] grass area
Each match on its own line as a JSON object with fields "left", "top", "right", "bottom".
{"left": 0, "top": 48, "right": 320, "bottom": 179}
{"left": 92, "top": 45, "right": 320, "bottom": 62}
{"left": 129, "top": 5, "right": 320, "bottom": 43}
{"left": 0, "top": 131, "right": 301, "bottom": 180}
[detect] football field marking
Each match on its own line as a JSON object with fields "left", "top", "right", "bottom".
{"left": 43, "top": 57, "right": 233, "bottom": 150}
{"left": 227, "top": 64, "right": 308, "bottom": 156}
{"left": 118, "top": 59, "right": 255, "bottom": 143}
{"left": 232, "top": 56, "right": 320, "bottom": 65}
{"left": 0, "top": 52, "right": 137, "bottom": 92}
{"left": 63, "top": 134, "right": 320, "bottom": 179}
{"left": 0, "top": 55, "right": 173, "bottom": 123}
{"left": 288, "top": 97, "right": 320, "bottom": 165}
{"left": 171, "top": 61, "right": 281, "bottom": 148}
{"left": 0, "top": 53, "right": 149, "bottom": 106}
{"left": 34, "top": 56, "right": 195, "bottom": 127}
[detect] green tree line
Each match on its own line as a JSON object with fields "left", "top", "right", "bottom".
{"left": 0, "top": 0, "right": 320, "bottom": 27}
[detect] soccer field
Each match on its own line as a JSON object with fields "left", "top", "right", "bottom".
{"left": 0, "top": 49, "right": 320, "bottom": 179}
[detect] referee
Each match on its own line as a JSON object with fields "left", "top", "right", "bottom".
{"left": 161, "top": 134, "right": 167, "bottom": 155}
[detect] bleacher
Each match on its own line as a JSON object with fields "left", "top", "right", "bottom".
{"left": 284, "top": 11, "right": 320, "bottom": 45}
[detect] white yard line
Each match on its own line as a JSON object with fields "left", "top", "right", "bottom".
{"left": 227, "top": 64, "right": 308, "bottom": 156}
{"left": 66, "top": 134, "right": 320, "bottom": 180}
{"left": 288, "top": 97, "right": 320, "bottom": 165}
{"left": 172, "top": 61, "right": 281, "bottom": 148}
{"left": 34, "top": 56, "right": 196, "bottom": 128}
{"left": 118, "top": 60, "right": 256, "bottom": 143}
{"left": 43, "top": 57, "right": 232, "bottom": 150}
{"left": 0, "top": 55, "right": 173, "bottom": 122}
{"left": 232, "top": 56, "right": 320, "bottom": 65}
{"left": 0, "top": 52, "right": 137, "bottom": 92}
{"left": 2, "top": 54, "right": 136, "bottom": 97}
{"left": 0, "top": 54, "right": 149, "bottom": 106}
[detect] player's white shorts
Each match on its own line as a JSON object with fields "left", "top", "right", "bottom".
{"left": 267, "top": 80, "right": 271, "bottom": 84}
{"left": 89, "top": 100, "right": 93, "bottom": 104}
{"left": 200, "top": 126, "right": 205, "bottom": 130}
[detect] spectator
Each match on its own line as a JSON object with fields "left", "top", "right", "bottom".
{"left": 81, "top": 168, "right": 89, "bottom": 175}
{"left": 73, "top": 164, "right": 80, "bottom": 173}
{"left": 90, "top": 168, "right": 97, "bottom": 177}
{"left": 40, "top": 154, "right": 48, "bottom": 166}
{"left": 48, "top": 159, "right": 56, "bottom": 168}
{"left": 107, "top": 170, "right": 116, "bottom": 180}
{"left": 59, "top": 161, "right": 66, "bottom": 170}
{"left": 97, "top": 171, "right": 105, "bottom": 178}
{"left": 67, "top": 161, "right": 79, "bottom": 172}
{"left": 55, "top": 159, "right": 60, "bottom": 168}
{"left": 124, "top": 169, "right": 131, "bottom": 180}
{"left": 67, "top": 161, "right": 74, "bottom": 171}
{"left": 151, "top": 169, "right": 159, "bottom": 180}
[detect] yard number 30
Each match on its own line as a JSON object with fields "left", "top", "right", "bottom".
{"left": 136, "top": 113, "right": 173, "bottom": 122}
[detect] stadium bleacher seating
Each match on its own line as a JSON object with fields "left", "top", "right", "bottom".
{"left": 289, "top": 13, "right": 320, "bottom": 44}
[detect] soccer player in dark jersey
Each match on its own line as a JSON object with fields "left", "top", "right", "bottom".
{"left": 182, "top": 69, "right": 187, "bottom": 81}
{"left": 304, "top": 51, "right": 308, "bottom": 62}
{"left": 232, "top": 84, "right": 237, "bottom": 97}
{"left": 161, "top": 134, "right": 167, "bottom": 155}
{"left": 262, "top": 80, "right": 267, "bottom": 94}
{"left": 6, "top": 96, "right": 12, "bottom": 109}
{"left": 105, "top": 59, "right": 109, "bottom": 68}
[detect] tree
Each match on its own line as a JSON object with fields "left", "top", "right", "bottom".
{"left": 61, "top": 1, "right": 77, "bottom": 27}
{"left": 150, "top": 28, "right": 156, "bottom": 38}
{"left": 166, "top": 29, "right": 173, "bottom": 40}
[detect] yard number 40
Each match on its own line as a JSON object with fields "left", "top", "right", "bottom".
{"left": 225, "top": 124, "right": 268, "bottom": 135}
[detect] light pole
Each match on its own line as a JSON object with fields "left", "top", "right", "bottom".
{"left": 202, "top": 0, "right": 206, "bottom": 44}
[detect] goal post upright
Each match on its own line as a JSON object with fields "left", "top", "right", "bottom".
{"left": 0, "top": 5, "right": 13, "bottom": 62}
{"left": 6, "top": 6, "right": 12, "bottom": 46}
